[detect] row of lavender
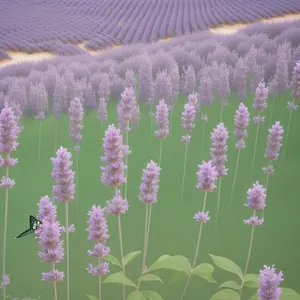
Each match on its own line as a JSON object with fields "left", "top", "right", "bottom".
{"left": 0, "top": 81, "right": 296, "bottom": 300}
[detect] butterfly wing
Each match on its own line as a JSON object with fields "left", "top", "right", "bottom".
{"left": 15, "top": 228, "right": 32, "bottom": 239}
{"left": 30, "top": 215, "right": 42, "bottom": 231}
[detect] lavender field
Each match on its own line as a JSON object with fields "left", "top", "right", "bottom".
{"left": 0, "top": 2, "right": 300, "bottom": 300}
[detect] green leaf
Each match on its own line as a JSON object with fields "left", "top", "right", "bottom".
{"left": 219, "top": 281, "right": 240, "bottom": 290}
{"left": 168, "top": 271, "right": 188, "bottom": 284}
{"left": 127, "top": 291, "right": 147, "bottom": 300}
{"left": 86, "top": 295, "right": 98, "bottom": 300}
{"left": 209, "top": 254, "right": 243, "bottom": 280}
{"left": 146, "top": 255, "right": 191, "bottom": 274}
{"left": 243, "top": 274, "right": 260, "bottom": 288}
{"left": 103, "top": 254, "right": 122, "bottom": 267}
{"left": 103, "top": 272, "right": 136, "bottom": 288}
{"left": 192, "top": 263, "right": 216, "bottom": 283}
{"left": 142, "top": 291, "right": 164, "bottom": 300}
{"left": 209, "top": 289, "right": 240, "bottom": 300}
{"left": 138, "top": 274, "right": 163, "bottom": 283}
{"left": 280, "top": 288, "right": 300, "bottom": 300}
{"left": 249, "top": 293, "right": 259, "bottom": 300}
{"left": 124, "top": 251, "right": 142, "bottom": 266}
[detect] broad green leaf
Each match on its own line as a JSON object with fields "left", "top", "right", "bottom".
{"left": 124, "top": 251, "right": 142, "bottom": 266}
{"left": 209, "top": 289, "right": 240, "bottom": 300}
{"left": 103, "top": 272, "right": 136, "bottom": 287}
{"left": 249, "top": 293, "right": 259, "bottom": 300}
{"left": 219, "top": 281, "right": 240, "bottom": 290}
{"left": 142, "top": 290, "right": 164, "bottom": 300}
{"left": 86, "top": 295, "right": 98, "bottom": 300}
{"left": 192, "top": 263, "right": 216, "bottom": 283}
{"left": 280, "top": 288, "right": 300, "bottom": 300}
{"left": 168, "top": 271, "right": 188, "bottom": 284}
{"left": 146, "top": 255, "right": 192, "bottom": 274}
{"left": 209, "top": 254, "right": 243, "bottom": 280}
{"left": 103, "top": 254, "right": 122, "bottom": 267}
{"left": 243, "top": 274, "right": 260, "bottom": 288}
{"left": 138, "top": 274, "right": 163, "bottom": 283}
{"left": 127, "top": 291, "right": 147, "bottom": 300}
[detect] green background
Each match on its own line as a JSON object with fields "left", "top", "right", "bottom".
{"left": 0, "top": 91, "right": 298, "bottom": 300}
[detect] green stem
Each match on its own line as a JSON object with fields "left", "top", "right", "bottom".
{"left": 98, "top": 260, "right": 102, "bottom": 300}
{"left": 219, "top": 101, "right": 224, "bottom": 122}
{"left": 180, "top": 140, "right": 189, "bottom": 204}
{"left": 262, "top": 168, "right": 270, "bottom": 220}
{"left": 240, "top": 211, "right": 256, "bottom": 298}
{"left": 159, "top": 139, "right": 163, "bottom": 167}
{"left": 52, "top": 263, "right": 58, "bottom": 300}
{"left": 2, "top": 160, "right": 9, "bottom": 300}
{"left": 179, "top": 191, "right": 208, "bottom": 300}
{"left": 201, "top": 104, "right": 208, "bottom": 154}
{"left": 65, "top": 202, "right": 70, "bottom": 300}
{"left": 125, "top": 121, "right": 129, "bottom": 201}
{"left": 118, "top": 213, "right": 126, "bottom": 300}
{"left": 170, "top": 109, "right": 173, "bottom": 136}
{"left": 229, "top": 148, "right": 241, "bottom": 208}
{"left": 150, "top": 106, "right": 153, "bottom": 137}
{"left": 267, "top": 96, "right": 275, "bottom": 129}
{"left": 283, "top": 105, "right": 294, "bottom": 157}
{"left": 76, "top": 148, "right": 79, "bottom": 216}
{"left": 37, "top": 119, "right": 43, "bottom": 168}
{"left": 54, "top": 119, "right": 58, "bottom": 155}
{"left": 214, "top": 176, "right": 222, "bottom": 230}
{"left": 250, "top": 113, "right": 261, "bottom": 180}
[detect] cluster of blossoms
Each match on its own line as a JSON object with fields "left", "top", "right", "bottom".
{"left": 253, "top": 82, "right": 268, "bottom": 125}
{"left": 181, "top": 102, "right": 196, "bottom": 144}
{"left": 244, "top": 182, "right": 266, "bottom": 225}
{"left": 234, "top": 103, "right": 250, "bottom": 149}
{"left": 289, "top": 60, "right": 300, "bottom": 110}
{"left": 69, "top": 97, "right": 84, "bottom": 151}
{"left": 155, "top": 99, "right": 169, "bottom": 139}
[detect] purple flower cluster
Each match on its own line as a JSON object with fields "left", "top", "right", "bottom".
{"left": 196, "top": 160, "right": 218, "bottom": 192}
{"left": 106, "top": 189, "right": 129, "bottom": 215}
{"left": 51, "top": 147, "right": 75, "bottom": 203}
{"left": 193, "top": 211, "right": 210, "bottom": 223}
{"left": 291, "top": 60, "right": 300, "bottom": 100}
{"left": 257, "top": 265, "right": 283, "bottom": 300}
{"left": 87, "top": 205, "right": 110, "bottom": 276}
{"left": 188, "top": 93, "right": 199, "bottom": 113}
{"left": 98, "top": 97, "right": 108, "bottom": 123}
{"left": 155, "top": 99, "right": 169, "bottom": 139}
{"left": 139, "top": 160, "right": 161, "bottom": 204}
{"left": 210, "top": 123, "right": 229, "bottom": 177}
{"left": 181, "top": 102, "right": 196, "bottom": 133}
{"left": 101, "top": 124, "right": 129, "bottom": 187}
{"left": 234, "top": 103, "right": 250, "bottom": 149}
{"left": 69, "top": 97, "right": 84, "bottom": 151}
{"left": 253, "top": 82, "right": 268, "bottom": 111}
{"left": 265, "top": 122, "right": 284, "bottom": 161}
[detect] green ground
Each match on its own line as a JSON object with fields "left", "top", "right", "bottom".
{"left": 0, "top": 91, "right": 299, "bottom": 300}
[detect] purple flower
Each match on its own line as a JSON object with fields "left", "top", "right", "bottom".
{"left": 42, "top": 270, "right": 64, "bottom": 283}
{"left": 106, "top": 189, "right": 129, "bottom": 215}
{"left": 37, "top": 195, "right": 57, "bottom": 224}
{"left": 181, "top": 135, "right": 191, "bottom": 144}
{"left": 69, "top": 97, "right": 84, "bottom": 148}
{"left": 98, "top": 97, "right": 108, "bottom": 122}
{"left": 139, "top": 160, "right": 161, "bottom": 204}
{"left": 87, "top": 205, "right": 109, "bottom": 243}
{"left": 265, "top": 122, "right": 284, "bottom": 161}
{"left": 0, "top": 274, "right": 9, "bottom": 289}
{"left": 287, "top": 102, "right": 298, "bottom": 111}
{"left": 0, "top": 103, "right": 20, "bottom": 154}
{"left": 182, "top": 102, "right": 196, "bottom": 133}
{"left": 210, "top": 123, "right": 229, "bottom": 177}
{"left": 253, "top": 82, "right": 268, "bottom": 111}
{"left": 201, "top": 114, "right": 208, "bottom": 122}
{"left": 234, "top": 103, "right": 250, "bottom": 148}
{"left": 262, "top": 165, "right": 274, "bottom": 175}
{"left": 87, "top": 262, "right": 109, "bottom": 276}
{"left": 243, "top": 216, "right": 264, "bottom": 225}
{"left": 258, "top": 265, "right": 283, "bottom": 300}
{"left": 88, "top": 243, "right": 110, "bottom": 258}
{"left": 193, "top": 211, "right": 210, "bottom": 223}
{"left": 0, "top": 157, "right": 18, "bottom": 167}
{"left": 155, "top": 99, "right": 169, "bottom": 139}
{"left": 101, "top": 124, "right": 129, "bottom": 187}
{"left": 0, "top": 177, "right": 15, "bottom": 189}
{"left": 196, "top": 160, "right": 218, "bottom": 192}
{"left": 188, "top": 93, "right": 199, "bottom": 113}
{"left": 253, "top": 116, "right": 265, "bottom": 125}
{"left": 51, "top": 147, "right": 75, "bottom": 203}
{"left": 291, "top": 60, "right": 300, "bottom": 100}
{"left": 245, "top": 181, "right": 266, "bottom": 211}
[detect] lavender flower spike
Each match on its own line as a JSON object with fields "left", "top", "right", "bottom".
{"left": 196, "top": 160, "right": 218, "bottom": 192}
{"left": 253, "top": 82, "right": 268, "bottom": 112}
{"left": 245, "top": 181, "right": 266, "bottom": 211}
{"left": 234, "top": 103, "right": 250, "bottom": 149}
{"left": 106, "top": 189, "right": 129, "bottom": 215}
{"left": 182, "top": 102, "right": 196, "bottom": 134}
{"left": 155, "top": 99, "right": 169, "bottom": 139}
{"left": 258, "top": 265, "right": 283, "bottom": 300}
{"left": 69, "top": 97, "right": 84, "bottom": 151}
{"left": 265, "top": 122, "right": 284, "bottom": 161}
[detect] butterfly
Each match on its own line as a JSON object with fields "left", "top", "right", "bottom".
{"left": 15, "top": 215, "right": 43, "bottom": 239}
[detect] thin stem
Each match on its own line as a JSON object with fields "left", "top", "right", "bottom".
{"left": 124, "top": 121, "right": 129, "bottom": 201}
{"left": 180, "top": 140, "right": 189, "bottom": 204}
{"left": 158, "top": 139, "right": 163, "bottom": 167}
{"left": 170, "top": 110, "right": 173, "bottom": 136}
{"left": 267, "top": 96, "right": 275, "bottom": 129}
{"left": 98, "top": 259, "right": 102, "bottom": 300}
{"left": 52, "top": 263, "right": 58, "bottom": 300}
{"left": 54, "top": 119, "right": 59, "bottom": 155}
{"left": 118, "top": 213, "right": 126, "bottom": 300}
{"left": 76, "top": 148, "right": 79, "bottom": 217}
{"left": 37, "top": 119, "right": 43, "bottom": 168}
{"left": 201, "top": 104, "right": 208, "bottom": 154}
{"left": 229, "top": 148, "right": 241, "bottom": 208}
{"left": 214, "top": 177, "right": 222, "bottom": 230}
{"left": 2, "top": 161, "right": 9, "bottom": 300}
{"left": 65, "top": 202, "right": 70, "bottom": 300}
{"left": 250, "top": 113, "right": 261, "bottom": 180}
{"left": 179, "top": 191, "right": 208, "bottom": 300}
{"left": 240, "top": 211, "right": 256, "bottom": 298}
{"left": 262, "top": 168, "right": 270, "bottom": 220}
{"left": 150, "top": 106, "right": 153, "bottom": 137}
{"left": 219, "top": 102, "right": 224, "bottom": 122}
{"left": 283, "top": 107, "right": 293, "bottom": 158}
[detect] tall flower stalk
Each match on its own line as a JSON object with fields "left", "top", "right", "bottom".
{"left": 180, "top": 160, "right": 218, "bottom": 300}
{"left": 101, "top": 124, "right": 129, "bottom": 300}
{"left": 87, "top": 205, "right": 110, "bottom": 300}
{"left": 229, "top": 103, "right": 250, "bottom": 207}
{"left": 180, "top": 101, "right": 196, "bottom": 203}
{"left": 137, "top": 160, "right": 161, "bottom": 291}
{"left": 240, "top": 182, "right": 266, "bottom": 298}
{"left": 51, "top": 147, "right": 75, "bottom": 300}
{"left": 155, "top": 99, "right": 169, "bottom": 166}
{"left": 0, "top": 103, "right": 19, "bottom": 298}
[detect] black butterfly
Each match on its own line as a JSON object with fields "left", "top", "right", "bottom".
{"left": 15, "top": 215, "right": 43, "bottom": 239}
